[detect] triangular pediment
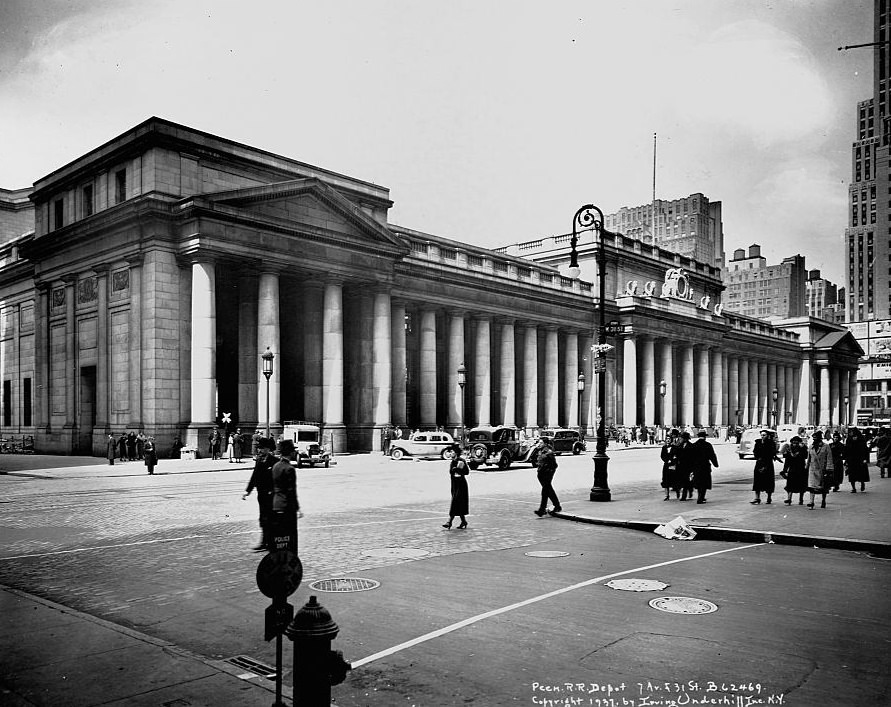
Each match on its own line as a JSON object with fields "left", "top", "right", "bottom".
{"left": 195, "top": 178, "right": 407, "bottom": 252}
{"left": 814, "top": 329, "right": 864, "bottom": 357}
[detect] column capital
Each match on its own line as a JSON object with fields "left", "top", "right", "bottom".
{"left": 91, "top": 263, "right": 112, "bottom": 277}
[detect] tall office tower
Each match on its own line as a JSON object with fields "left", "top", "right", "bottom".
{"left": 723, "top": 245, "right": 807, "bottom": 320}
{"left": 806, "top": 269, "right": 841, "bottom": 322}
{"left": 603, "top": 192, "right": 725, "bottom": 269}
{"left": 846, "top": 0, "right": 891, "bottom": 321}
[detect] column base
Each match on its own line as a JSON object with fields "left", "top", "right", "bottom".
{"left": 589, "top": 451, "right": 612, "bottom": 502}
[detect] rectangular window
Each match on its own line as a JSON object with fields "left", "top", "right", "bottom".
{"left": 54, "top": 199, "right": 63, "bottom": 230}
{"left": 22, "top": 378, "right": 31, "bottom": 427}
{"left": 2, "top": 380, "right": 10, "bottom": 427}
{"left": 82, "top": 184, "right": 93, "bottom": 217}
{"left": 115, "top": 169, "right": 127, "bottom": 204}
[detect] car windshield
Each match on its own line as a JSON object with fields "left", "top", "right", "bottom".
{"left": 467, "top": 431, "right": 492, "bottom": 442}
{"left": 297, "top": 431, "right": 319, "bottom": 442}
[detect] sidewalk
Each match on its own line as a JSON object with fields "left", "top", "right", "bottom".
{"left": 3, "top": 452, "right": 891, "bottom": 705}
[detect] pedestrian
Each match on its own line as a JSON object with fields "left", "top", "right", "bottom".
{"left": 872, "top": 427, "right": 891, "bottom": 478}
{"left": 251, "top": 429, "right": 261, "bottom": 459}
{"left": 233, "top": 429, "right": 243, "bottom": 463}
{"left": 393, "top": 426, "right": 403, "bottom": 441}
{"left": 117, "top": 432, "right": 127, "bottom": 461}
{"left": 533, "top": 437, "right": 561, "bottom": 516}
{"left": 781, "top": 436, "right": 808, "bottom": 505}
{"left": 383, "top": 425, "right": 392, "bottom": 456}
{"left": 660, "top": 429, "right": 680, "bottom": 501}
{"left": 271, "top": 439, "right": 301, "bottom": 550}
{"left": 691, "top": 429, "right": 719, "bottom": 504}
{"left": 845, "top": 427, "right": 870, "bottom": 493}
{"left": 136, "top": 431, "right": 145, "bottom": 460}
{"left": 806, "top": 430, "right": 834, "bottom": 509}
{"left": 442, "top": 443, "right": 470, "bottom": 529}
{"left": 750, "top": 429, "right": 779, "bottom": 504}
{"left": 126, "top": 431, "right": 137, "bottom": 461}
{"left": 211, "top": 428, "right": 222, "bottom": 460}
{"left": 207, "top": 429, "right": 215, "bottom": 458}
{"left": 106, "top": 434, "right": 116, "bottom": 465}
{"left": 144, "top": 436, "right": 158, "bottom": 475}
{"left": 829, "top": 432, "right": 845, "bottom": 491}
{"left": 226, "top": 433, "right": 235, "bottom": 462}
{"left": 243, "top": 437, "right": 277, "bottom": 551}
{"left": 674, "top": 431, "right": 696, "bottom": 501}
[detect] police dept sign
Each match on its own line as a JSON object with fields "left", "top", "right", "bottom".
{"left": 622, "top": 268, "right": 724, "bottom": 316}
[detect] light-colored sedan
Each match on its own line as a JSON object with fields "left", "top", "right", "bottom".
{"left": 389, "top": 431, "right": 457, "bottom": 461}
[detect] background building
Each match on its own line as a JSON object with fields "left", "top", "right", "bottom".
{"left": 722, "top": 244, "right": 807, "bottom": 320}
{"left": 806, "top": 269, "right": 843, "bottom": 322}
{"left": 847, "top": 319, "right": 891, "bottom": 425}
{"left": 603, "top": 193, "right": 724, "bottom": 270}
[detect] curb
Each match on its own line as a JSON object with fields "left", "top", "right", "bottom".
{"left": 555, "top": 512, "right": 891, "bottom": 555}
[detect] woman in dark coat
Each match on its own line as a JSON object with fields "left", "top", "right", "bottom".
{"left": 751, "top": 430, "right": 780, "bottom": 504}
{"left": 674, "top": 431, "right": 696, "bottom": 501}
{"left": 660, "top": 429, "right": 680, "bottom": 500}
{"left": 845, "top": 427, "right": 870, "bottom": 492}
{"left": 828, "top": 432, "right": 845, "bottom": 491}
{"left": 781, "top": 436, "right": 808, "bottom": 505}
{"left": 691, "top": 430, "right": 719, "bottom": 504}
{"left": 106, "top": 434, "right": 116, "bottom": 465}
{"left": 144, "top": 437, "right": 158, "bottom": 475}
{"left": 443, "top": 444, "right": 470, "bottom": 529}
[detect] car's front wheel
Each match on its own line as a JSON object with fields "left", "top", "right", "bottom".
{"left": 572, "top": 444, "right": 583, "bottom": 455}
{"left": 497, "top": 451, "right": 511, "bottom": 470}
{"left": 391, "top": 448, "right": 405, "bottom": 461}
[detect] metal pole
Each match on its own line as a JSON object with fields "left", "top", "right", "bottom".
{"left": 265, "top": 376, "right": 271, "bottom": 439}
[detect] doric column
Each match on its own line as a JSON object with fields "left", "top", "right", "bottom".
{"left": 94, "top": 266, "right": 110, "bottom": 434}
{"left": 390, "top": 300, "right": 407, "bottom": 426}
{"left": 748, "top": 360, "right": 759, "bottom": 426}
{"left": 322, "top": 281, "right": 345, "bottom": 447}
{"left": 62, "top": 275, "right": 76, "bottom": 430}
{"left": 680, "top": 343, "right": 694, "bottom": 426}
{"left": 727, "top": 355, "right": 739, "bottom": 426}
{"left": 641, "top": 336, "right": 655, "bottom": 426}
{"left": 523, "top": 323, "right": 538, "bottom": 428}
{"left": 849, "top": 368, "right": 859, "bottom": 423}
{"left": 840, "top": 368, "right": 850, "bottom": 425}
{"left": 499, "top": 319, "right": 516, "bottom": 427}
{"left": 564, "top": 331, "right": 580, "bottom": 428}
{"left": 696, "top": 347, "right": 709, "bottom": 427}
{"left": 784, "top": 365, "right": 795, "bottom": 424}
{"left": 474, "top": 316, "right": 491, "bottom": 427}
{"left": 819, "top": 364, "right": 831, "bottom": 425}
{"left": 660, "top": 340, "right": 674, "bottom": 427}
{"left": 190, "top": 261, "right": 216, "bottom": 427}
{"left": 447, "top": 311, "right": 466, "bottom": 430}
{"left": 303, "top": 281, "right": 325, "bottom": 422}
{"left": 126, "top": 259, "right": 143, "bottom": 431}
{"left": 622, "top": 334, "right": 637, "bottom": 426}
{"left": 711, "top": 348, "right": 723, "bottom": 427}
{"left": 419, "top": 309, "right": 438, "bottom": 427}
{"left": 767, "top": 363, "right": 777, "bottom": 427}
{"left": 371, "top": 290, "right": 392, "bottom": 447}
{"left": 34, "top": 284, "right": 49, "bottom": 431}
{"left": 544, "top": 326, "right": 559, "bottom": 427}
{"left": 757, "top": 361, "right": 767, "bottom": 426}
{"left": 237, "top": 273, "right": 258, "bottom": 428}
{"left": 257, "top": 271, "right": 281, "bottom": 431}
{"left": 798, "top": 358, "right": 812, "bottom": 425}
{"left": 739, "top": 358, "right": 749, "bottom": 425}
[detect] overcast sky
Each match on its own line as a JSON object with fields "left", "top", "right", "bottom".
{"left": 0, "top": 0, "right": 874, "bottom": 284}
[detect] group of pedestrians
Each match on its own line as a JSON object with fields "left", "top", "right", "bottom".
{"left": 241, "top": 437, "right": 302, "bottom": 552}
{"left": 106, "top": 432, "right": 158, "bottom": 474}
{"left": 660, "top": 429, "right": 719, "bottom": 503}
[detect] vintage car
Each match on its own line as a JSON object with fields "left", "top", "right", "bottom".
{"left": 539, "top": 428, "right": 586, "bottom": 455}
{"left": 282, "top": 422, "right": 330, "bottom": 468}
{"left": 389, "top": 431, "right": 456, "bottom": 461}
{"left": 463, "top": 425, "right": 540, "bottom": 470}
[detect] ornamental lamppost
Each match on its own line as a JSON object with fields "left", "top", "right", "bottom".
{"left": 659, "top": 379, "right": 667, "bottom": 426}
{"left": 457, "top": 362, "right": 467, "bottom": 443}
{"left": 811, "top": 392, "right": 818, "bottom": 426}
{"left": 577, "top": 372, "right": 586, "bottom": 436}
{"left": 572, "top": 204, "right": 612, "bottom": 502}
{"left": 262, "top": 347, "right": 275, "bottom": 438}
{"left": 771, "top": 388, "right": 779, "bottom": 430}
{"left": 844, "top": 395, "right": 850, "bottom": 427}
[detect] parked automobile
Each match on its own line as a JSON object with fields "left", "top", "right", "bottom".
{"left": 282, "top": 422, "right": 330, "bottom": 468}
{"left": 464, "top": 426, "right": 540, "bottom": 470}
{"left": 737, "top": 427, "right": 777, "bottom": 459}
{"left": 539, "top": 428, "right": 586, "bottom": 455}
{"left": 389, "top": 431, "right": 456, "bottom": 461}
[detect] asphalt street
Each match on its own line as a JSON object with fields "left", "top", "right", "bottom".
{"left": 1, "top": 443, "right": 890, "bottom": 706}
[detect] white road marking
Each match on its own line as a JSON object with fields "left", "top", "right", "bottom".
{"left": 350, "top": 542, "right": 766, "bottom": 669}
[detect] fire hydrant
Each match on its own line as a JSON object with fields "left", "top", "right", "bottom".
{"left": 285, "top": 595, "right": 351, "bottom": 705}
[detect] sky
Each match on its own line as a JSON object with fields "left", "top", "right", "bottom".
{"left": 0, "top": 0, "right": 875, "bottom": 284}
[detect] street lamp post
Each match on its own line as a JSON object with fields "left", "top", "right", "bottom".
{"left": 771, "top": 388, "right": 778, "bottom": 430}
{"left": 573, "top": 204, "right": 612, "bottom": 502}
{"left": 811, "top": 392, "right": 818, "bottom": 426}
{"left": 262, "top": 347, "right": 274, "bottom": 438}
{"left": 457, "top": 363, "right": 466, "bottom": 443}
{"left": 659, "top": 379, "right": 667, "bottom": 428}
{"left": 577, "top": 372, "right": 586, "bottom": 436}
{"left": 844, "top": 395, "right": 850, "bottom": 427}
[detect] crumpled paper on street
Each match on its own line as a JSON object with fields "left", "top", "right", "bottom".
{"left": 653, "top": 515, "right": 697, "bottom": 541}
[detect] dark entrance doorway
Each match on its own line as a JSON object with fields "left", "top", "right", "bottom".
{"left": 78, "top": 366, "right": 96, "bottom": 454}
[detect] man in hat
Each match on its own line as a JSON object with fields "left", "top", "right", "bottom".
{"left": 533, "top": 437, "right": 562, "bottom": 516}
{"left": 691, "top": 429, "right": 719, "bottom": 504}
{"left": 242, "top": 437, "right": 278, "bottom": 552}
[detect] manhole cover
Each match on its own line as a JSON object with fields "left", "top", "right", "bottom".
{"left": 308, "top": 577, "right": 380, "bottom": 592}
{"left": 606, "top": 578, "right": 669, "bottom": 592}
{"left": 649, "top": 596, "right": 718, "bottom": 615}
{"left": 689, "top": 517, "right": 727, "bottom": 525}
{"left": 362, "top": 547, "right": 430, "bottom": 560}
{"left": 524, "top": 551, "right": 570, "bottom": 558}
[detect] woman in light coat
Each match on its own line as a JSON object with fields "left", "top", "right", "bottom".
{"left": 806, "top": 430, "right": 833, "bottom": 509}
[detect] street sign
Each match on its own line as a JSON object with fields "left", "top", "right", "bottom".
{"left": 593, "top": 358, "right": 607, "bottom": 373}
{"left": 256, "top": 550, "right": 303, "bottom": 599}
{"left": 221, "top": 412, "right": 232, "bottom": 424}
{"left": 265, "top": 599, "right": 294, "bottom": 641}
{"left": 603, "top": 320, "right": 626, "bottom": 335}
